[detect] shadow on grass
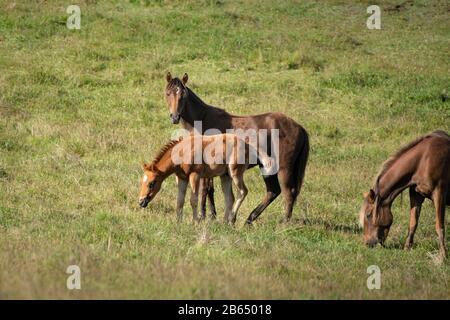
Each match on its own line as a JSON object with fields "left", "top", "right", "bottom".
{"left": 384, "top": 241, "right": 406, "bottom": 250}
{"left": 299, "top": 217, "right": 361, "bottom": 234}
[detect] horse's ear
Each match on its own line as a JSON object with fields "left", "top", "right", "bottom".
{"left": 367, "top": 189, "right": 376, "bottom": 204}
{"left": 182, "top": 73, "right": 188, "bottom": 85}
{"left": 166, "top": 72, "right": 172, "bottom": 83}
{"left": 149, "top": 164, "right": 162, "bottom": 174}
{"left": 142, "top": 162, "right": 148, "bottom": 170}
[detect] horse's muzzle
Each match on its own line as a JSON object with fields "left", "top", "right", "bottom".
{"left": 365, "top": 238, "right": 379, "bottom": 248}
{"left": 139, "top": 197, "right": 150, "bottom": 208}
{"left": 170, "top": 113, "right": 180, "bottom": 124}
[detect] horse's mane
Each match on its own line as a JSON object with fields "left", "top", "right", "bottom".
{"left": 374, "top": 130, "right": 449, "bottom": 188}
{"left": 186, "top": 87, "right": 228, "bottom": 114}
{"left": 167, "top": 77, "right": 184, "bottom": 91}
{"left": 151, "top": 139, "right": 182, "bottom": 166}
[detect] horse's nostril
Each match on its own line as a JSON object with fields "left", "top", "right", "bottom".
{"left": 139, "top": 197, "right": 148, "bottom": 208}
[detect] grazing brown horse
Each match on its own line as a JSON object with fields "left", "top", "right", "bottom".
{"left": 359, "top": 130, "right": 450, "bottom": 257}
{"left": 164, "top": 72, "right": 309, "bottom": 224}
{"left": 138, "top": 134, "right": 272, "bottom": 223}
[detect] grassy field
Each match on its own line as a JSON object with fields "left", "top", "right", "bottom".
{"left": 0, "top": 0, "right": 449, "bottom": 299}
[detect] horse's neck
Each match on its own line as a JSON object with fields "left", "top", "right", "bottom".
{"left": 182, "top": 88, "right": 207, "bottom": 126}
{"left": 155, "top": 152, "right": 175, "bottom": 178}
{"left": 377, "top": 158, "right": 416, "bottom": 205}
{"left": 183, "top": 88, "right": 231, "bottom": 131}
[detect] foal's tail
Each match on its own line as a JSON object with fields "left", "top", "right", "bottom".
{"left": 254, "top": 145, "right": 276, "bottom": 176}
{"left": 245, "top": 139, "right": 277, "bottom": 176}
{"left": 293, "top": 127, "right": 309, "bottom": 195}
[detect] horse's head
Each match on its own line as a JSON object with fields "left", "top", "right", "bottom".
{"left": 165, "top": 72, "right": 189, "bottom": 124}
{"left": 138, "top": 163, "right": 163, "bottom": 208}
{"left": 359, "top": 189, "right": 393, "bottom": 247}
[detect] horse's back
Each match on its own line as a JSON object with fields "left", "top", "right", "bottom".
{"left": 425, "top": 131, "right": 450, "bottom": 165}
{"left": 247, "top": 112, "right": 304, "bottom": 131}
{"left": 233, "top": 112, "right": 308, "bottom": 173}
{"left": 418, "top": 131, "right": 450, "bottom": 193}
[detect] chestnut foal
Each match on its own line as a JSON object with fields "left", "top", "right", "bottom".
{"left": 138, "top": 134, "right": 271, "bottom": 224}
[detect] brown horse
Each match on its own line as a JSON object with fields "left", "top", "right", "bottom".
{"left": 359, "top": 130, "right": 450, "bottom": 257}
{"left": 164, "top": 72, "right": 309, "bottom": 224}
{"left": 138, "top": 134, "right": 273, "bottom": 223}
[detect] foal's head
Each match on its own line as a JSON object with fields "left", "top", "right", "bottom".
{"left": 138, "top": 163, "right": 164, "bottom": 208}
{"left": 165, "top": 72, "right": 189, "bottom": 124}
{"left": 359, "top": 189, "right": 393, "bottom": 247}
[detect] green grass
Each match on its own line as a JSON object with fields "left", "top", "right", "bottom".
{"left": 0, "top": 0, "right": 449, "bottom": 299}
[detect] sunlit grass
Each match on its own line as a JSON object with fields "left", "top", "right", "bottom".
{"left": 0, "top": 0, "right": 449, "bottom": 299}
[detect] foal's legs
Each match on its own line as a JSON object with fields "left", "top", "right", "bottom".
{"left": 189, "top": 173, "right": 201, "bottom": 223}
{"left": 229, "top": 172, "right": 248, "bottom": 225}
{"left": 200, "top": 178, "right": 217, "bottom": 221}
{"left": 220, "top": 175, "right": 234, "bottom": 223}
{"left": 404, "top": 187, "right": 424, "bottom": 250}
{"left": 245, "top": 174, "right": 281, "bottom": 225}
{"left": 207, "top": 179, "right": 217, "bottom": 220}
{"left": 176, "top": 177, "right": 188, "bottom": 223}
{"left": 432, "top": 186, "right": 447, "bottom": 258}
{"left": 200, "top": 178, "right": 208, "bottom": 220}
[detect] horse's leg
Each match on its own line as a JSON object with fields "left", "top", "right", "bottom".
{"left": 189, "top": 173, "right": 201, "bottom": 223}
{"left": 176, "top": 177, "right": 188, "bottom": 223}
{"left": 278, "top": 168, "right": 299, "bottom": 223}
{"left": 245, "top": 174, "right": 281, "bottom": 225}
{"left": 199, "top": 178, "right": 208, "bottom": 221}
{"left": 207, "top": 178, "right": 217, "bottom": 220}
{"left": 220, "top": 175, "right": 234, "bottom": 223}
{"left": 432, "top": 185, "right": 447, "bottom": 258}
{"left": 404, "top": 187, "right": 424, "bottom": 250}
{"left": 229, "top": 171, "right": 248, "bottom": 225}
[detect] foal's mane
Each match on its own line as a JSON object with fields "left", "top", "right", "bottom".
{"left": 374, "top": 130, "right": 448, "bottom": 187}
{"left": 151, "top": 139, "right": 182, "bottom": 166}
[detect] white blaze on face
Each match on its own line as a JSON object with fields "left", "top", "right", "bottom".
{"left": 143, "top": 175, "right": 148, "bottom": 183}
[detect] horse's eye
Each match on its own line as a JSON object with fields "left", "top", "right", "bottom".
{"left": 149, "top": 181, "right": 156, "bottom": 189}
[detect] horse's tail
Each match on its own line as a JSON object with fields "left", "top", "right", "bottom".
{"left": 293, "top": 127, "right": 309, "bottom": 195}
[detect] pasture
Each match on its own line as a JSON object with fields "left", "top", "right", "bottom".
{"left": 0, "top": 0, "right": 449, "bottom": 299}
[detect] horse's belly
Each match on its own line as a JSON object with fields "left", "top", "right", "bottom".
{"left": 201, "top": 165, "right": 227, "bottom": 178}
